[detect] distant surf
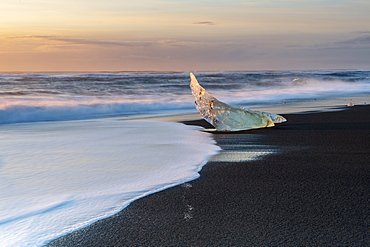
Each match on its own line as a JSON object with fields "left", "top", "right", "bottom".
{"left": 1, "top": 70, "right": 370, "bottom": 125}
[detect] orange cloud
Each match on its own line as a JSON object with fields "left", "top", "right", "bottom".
{"left": 192, "top": 21, "right": 215, "bottom": 25}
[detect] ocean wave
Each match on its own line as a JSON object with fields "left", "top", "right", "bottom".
{"left": 1, "top": 70, "right": 370, "bottom": 124}
{"left": 0, "top": 71, "right": 189, "bottom": 80}
{"left": 0, "top": 198, "right": 71, "bottom": 225}
{"left": 0, "top": 97, "right": 193, "bottom": 124}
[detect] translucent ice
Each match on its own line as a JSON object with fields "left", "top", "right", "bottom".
{"left": 291, "top": 78, "right": 308, "bottom": 86}
{"left": 190, "top": 73, "right": 287, "bottom": 131}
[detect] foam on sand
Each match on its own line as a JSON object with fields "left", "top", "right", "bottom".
{"left": 0, "top": 118, "right": 219, "bottom": 246}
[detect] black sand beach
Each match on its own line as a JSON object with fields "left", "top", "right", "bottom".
{"left": 48, "top": 105, "right": 370, "bottom": 246}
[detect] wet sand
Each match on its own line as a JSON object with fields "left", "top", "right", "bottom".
{"left": 48, "top": 105, "right": 370, "bottom": 246}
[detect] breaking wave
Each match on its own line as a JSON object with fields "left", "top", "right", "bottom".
{"left": 0, "top": 97, "right": 192, "bottom": 125}
{"left": 1, "top": 70, "right": 370, "bottom": 124}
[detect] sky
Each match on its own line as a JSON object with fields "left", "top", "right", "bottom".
{"left": 1, "top": 0, "right": 370, "bottom": 71}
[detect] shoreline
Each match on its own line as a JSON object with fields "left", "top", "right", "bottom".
{"left": 124, "top": 93, "right": 370, "bottom": 123}
{"left": 48, "top": 104, "right": 370, "bottom": 246}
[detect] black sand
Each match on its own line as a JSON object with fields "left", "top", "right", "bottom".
{"left": 48, "top": 106, "right": 370, "bottom": 246}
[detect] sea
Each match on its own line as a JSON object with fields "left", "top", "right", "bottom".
{"left": 1, "top": 70, "right": 370, "bottom": 246}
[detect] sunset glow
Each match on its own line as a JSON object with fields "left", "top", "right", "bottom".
{"left": 1, "top": 0, "right": 370, "bottom": 71}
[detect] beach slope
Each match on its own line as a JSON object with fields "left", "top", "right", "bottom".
{"left": 48, "top": 105, "right": 370, "bottom": 246}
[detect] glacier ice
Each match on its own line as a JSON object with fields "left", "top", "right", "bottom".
{"left": 190, "top": 73, "right": 287, "bottom": 131}
{"left": 291, "top": 78, "right": 308, "bottom": 86}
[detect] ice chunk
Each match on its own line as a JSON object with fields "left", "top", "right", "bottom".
{"left": 190, "top": 73, "right": 287, "bottom": 131}
{"left": 291, "top": 78, "right": 308, "bottom": 86}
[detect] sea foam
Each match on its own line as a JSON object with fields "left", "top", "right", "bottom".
{"left": 1, "top": 70, "right": 370, "bottom": 125}
{"left": 0, "top": 96, "right": 192, "bottom": 125}
{"left": 0, "top": 119, "right": 219, "bottom": 246}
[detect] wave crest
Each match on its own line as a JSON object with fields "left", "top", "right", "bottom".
{"left": 0, "top": 96, "right": 192, "bottom": 124}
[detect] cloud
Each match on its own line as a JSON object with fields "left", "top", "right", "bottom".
{"left": 2, "top": 35, "right": 228, "bottom": 58}
{"left": 286, "top": 44, "right": 302, "bottom": 48}
{"left": 52, "top": 37, "right": 155, "bottom": 47}
{"left": 334, "top": 35, "right": 370, "bottom": 46}
{"left": 310, "top": 35, "right": 370, "bottom": 50}
{"left": 352, "top": 31, "right": 370, "bottom": 34}
{"left": 4, "top": 35, "right": 156, "bottom": 47}
{"left": 192, "top": 21, "right": 215, "bottom": 25}
{"left": 4, "top": 35, "right": 221, "bottom": 49}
